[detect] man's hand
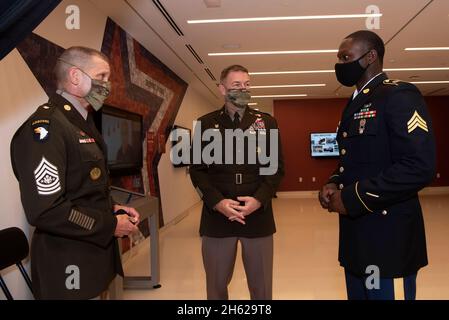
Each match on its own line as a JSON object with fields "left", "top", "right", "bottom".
{"left": 214, "top": 199, "right": 246, "bottom": 225}
{"left": 328, "top": 190, "right": 347, "bottom": 215}
{"left": 319, "top": 183, "right": 337, "bottom": 209}
{"left": 114, "top": 204, "right": 140, "bottom": 225}
{"left": 114, "top": 214, "right": 139, "bottom": 237}
{"left": 232, "top": 196, "right": 261, "bottom": 218}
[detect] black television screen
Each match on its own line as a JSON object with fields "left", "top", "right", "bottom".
{"left": 94, "top": 105, "right": 143, "bottom": 175}
{"left": 310, "top": 132, "right": 339, "bottom": 157}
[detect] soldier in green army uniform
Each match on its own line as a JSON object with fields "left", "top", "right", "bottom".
{"left": 190, "top": 65, "right": 285, "bottom": 300}
{"left": 319, "top": 31, "right": 436, "bottom": 300}
{"left": 10, "top": 47, "right": 140, "bottom": 299}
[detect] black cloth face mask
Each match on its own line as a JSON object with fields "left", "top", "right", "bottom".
{"left": 334, "top": 50, "right": 371, "bottom": 87}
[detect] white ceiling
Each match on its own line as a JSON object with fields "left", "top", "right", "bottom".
{"left": 92, "top": 0, "right": 449, "bottom": 113}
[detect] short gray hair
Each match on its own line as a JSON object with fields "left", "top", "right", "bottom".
{"left": 54, "top": 46, "right": 110, "bottom": 88}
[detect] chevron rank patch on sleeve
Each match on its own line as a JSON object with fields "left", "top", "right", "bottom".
{"left": 407, "top": 110, "right": 428, "bottom": 133}
{"left": 34, "top": 157, "right": 61, "bottom": 195}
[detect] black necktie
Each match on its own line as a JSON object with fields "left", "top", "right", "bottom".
{"left": 233, "top": 112, "right": 240, "bottom": 129}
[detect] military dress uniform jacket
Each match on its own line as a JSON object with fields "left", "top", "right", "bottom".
{"left": 190, "top": 106, "right": 285, "bottom": 238}
{"left": 328, "top": 73, "right": 436, "bottom": 278}
{"left": 10, "top": 94, "right": 123, "bottom": 299}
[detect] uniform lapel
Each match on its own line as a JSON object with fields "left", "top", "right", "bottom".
{"left": 239, "top": 107, "right": 257, "bottom": 130}
{"left": 214, "top": 106, "right": 233, "bottom": 129}
{"left": 49, "top": 94, "right": 107, "bottom": 154}
{"left": 342, "top": 73, "right": 387, "bottom": 123}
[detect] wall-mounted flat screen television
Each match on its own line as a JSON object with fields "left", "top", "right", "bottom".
{"left": 94, "top": 105, "right": 143, "bottom": 175}
{"left": 310, "top": 133, "right": 339, "bottom": 158}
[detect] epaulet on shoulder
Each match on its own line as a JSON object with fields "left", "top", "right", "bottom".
{"left": 383, "top": 79, "right": 403, "bottom": 86}
{"left": 28, "top": 103, "right": 56, "bottom": 125}
{"left": 199, "top": 108, "right": 222, "bottom": 120}
{"left": 249, "top": 109, "right": 273, "bottom": 118}
{"left": 383, "top": 79, "right": 415, "bottom": 87}
{"left": 383, "top": 79, "right": 418, "bottom": 91}
{"left": 31, "top": 103, "right": 55, "bottom": 117}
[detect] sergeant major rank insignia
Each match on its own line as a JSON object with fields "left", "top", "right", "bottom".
{"left": 34, "top": 157, "right": 61, "bottom": 195}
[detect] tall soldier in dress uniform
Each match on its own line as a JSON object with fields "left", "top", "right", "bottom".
{"left": 10, "top": 47, "right": 140, "bottom": 299}
{"left": 319, "top": 31, "right": 436, "bottom": 300}
{"left": 189, "top": 65, "right": 284, "bottom": 300}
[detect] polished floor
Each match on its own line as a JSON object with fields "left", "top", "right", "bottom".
{"left": 123, "top": 193, "right": 449, "bottom": 300}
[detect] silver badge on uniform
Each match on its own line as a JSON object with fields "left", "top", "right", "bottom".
{"left": 359, "top": 118, "right": 367, "bottom": 134}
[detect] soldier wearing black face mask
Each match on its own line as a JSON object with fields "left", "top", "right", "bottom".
{"left": 10, "top": 46, "right": 140, "bottom": 299}
{"left": 319, "top": 30, "right": 436, "bottom": 300}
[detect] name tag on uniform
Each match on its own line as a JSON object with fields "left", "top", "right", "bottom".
{"left": 79, "top": 138, "right": 96, "bottom": 144}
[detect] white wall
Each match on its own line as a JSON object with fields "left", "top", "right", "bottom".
{"left": 0, "top": 0, "right": 214, "bottom": 299}
{"left": 157, "top": 87, "right": 216, "bottom": 225}
{"left": 0, "top": 50, "right": 50, "bottom": 299}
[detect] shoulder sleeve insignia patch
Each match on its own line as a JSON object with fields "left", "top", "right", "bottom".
{"left": 32, "top": 119, "right": 50, "bottom": 142}
{"left": 407, "top": 110, "right": 428, "bottom": 133}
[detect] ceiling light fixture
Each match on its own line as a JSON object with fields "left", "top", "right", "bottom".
{"left": 405, "top": 47, "right": 449, "bottom": 51}
{"left": 251, "top": 84, "right": 326, "bottom": 88}
{"left": 209, "top": 49, "right": 337, "bottom": 56}
{"left": 249, "top": 67, "right": 449, "bottom": 75}
{"left": 252, "top": 94, "right": 308, "bottom": 98}
{"left": 250, "top": 70, "right": 334, "bottom": 75}
{"left": 188, "top": 13, "right": 382, "bottom": 24}
{"left": 411, "top": 80, "right": 449, "bottom": 84}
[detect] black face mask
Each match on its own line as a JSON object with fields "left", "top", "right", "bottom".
{"left": 334, "top": 51, "right": 371, "bottom": 87}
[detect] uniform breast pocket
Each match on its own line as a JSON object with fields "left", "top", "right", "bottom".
{"left": 79, "top": 143, "right": 104, "bottom": 162}
{"left": 346, "top": 117, "right": 379, "bottom": 163}
{"left": 79, "top": 143, "right": 107, "bottom": 185}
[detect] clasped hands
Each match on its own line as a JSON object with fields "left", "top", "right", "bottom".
{"left": 113, "top": 204, "right": 141, "bottom": 237}
{"left": 318, "top": 183, "right": 347, "bottom": 215}
{"left": 214, "top": 197, "right": 261, "bottom": 225}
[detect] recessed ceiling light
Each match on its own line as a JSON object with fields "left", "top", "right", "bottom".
{"left": 249, "top": 67, "right": 449, "bottom": 75}
{"left": 222, "top": 43, "right": 241, "bottom": 49}
{"left": 188, "top": 13, "right": 382, "bottom": 24}
{"left": 405, "top": 47, "right": 449, "bottom": 51}
{"left": 209, "top": 49, "right": 337, "bottom": 56}
{"left": 385, "top": 67, "right": 449, "bottom": 71}
{"left": 411, "top": 80, "right": 449, "bottom": 84}
{"left": 252, "top": 94, "right": 308, "bottom": 98}
{"left": 203, "top": 0, "right": 221, "bottom": 8}
{"left": 250, "top": 70, "right": 334, "bottom": 75}
{"left": 251, "top": 84, "right": 326, "bottom": 88}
